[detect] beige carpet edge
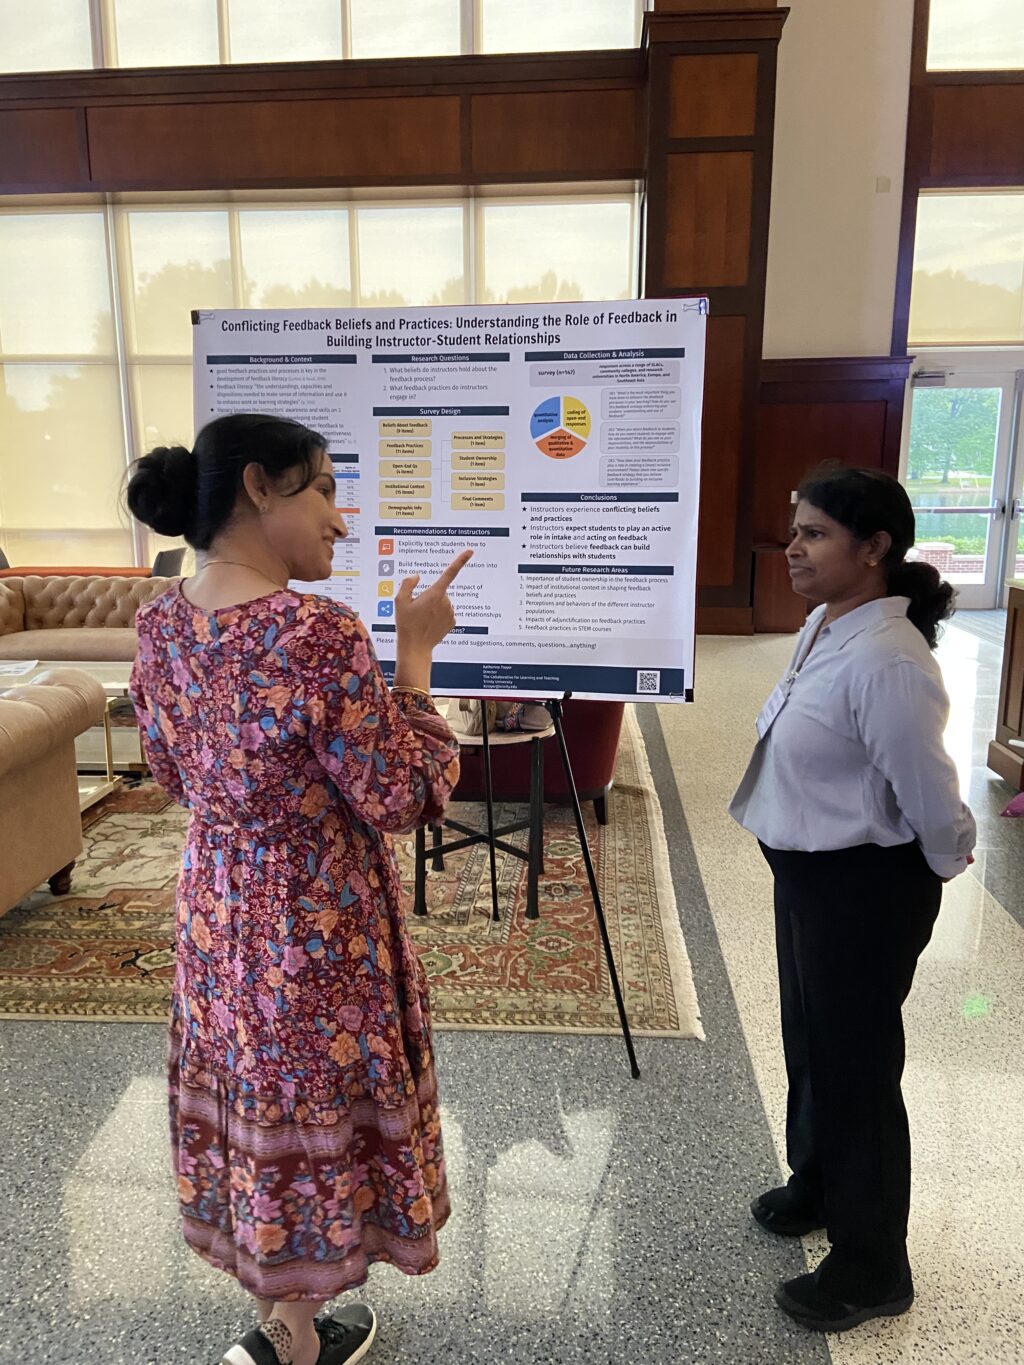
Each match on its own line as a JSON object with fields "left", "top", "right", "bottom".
{"left": 622, "top": 705, "right": 705, "bottom": 1041}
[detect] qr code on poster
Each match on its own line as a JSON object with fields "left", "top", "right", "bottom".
{"left": 636, "top": 670, "right": 661, "bottom": 694}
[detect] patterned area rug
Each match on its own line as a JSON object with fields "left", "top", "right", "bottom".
{"left": 0, "top": 709, "right": 702, "bottom": 1037}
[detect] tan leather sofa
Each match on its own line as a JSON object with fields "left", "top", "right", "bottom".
{"left": 0, "top": 669, "right": 107, "bottom": 914}
{"left": 0, "top": 575, "right": 176, "bottom": 662}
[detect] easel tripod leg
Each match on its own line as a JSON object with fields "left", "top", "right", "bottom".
{"left": 549, "top": 699, "right": 641, "bottom": 1079}
{"left": 527, "top": 736, "right": 543, "bottom": 920}
{"left": 481, "top": 723, "right": 501, "bottom": 924}
{"left": 431, "top": 822, "right": 445, "bottom": 871}
{"left": 414, "top": 826, "right": 428, "bottom": 917}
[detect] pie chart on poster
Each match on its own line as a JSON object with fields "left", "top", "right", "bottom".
{"left": 530, "top": 395, "right": 591, "bottom": 459}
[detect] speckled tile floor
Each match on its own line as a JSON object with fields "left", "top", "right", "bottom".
{"left": 1, "top": 615, "right": 1020, "bottom": 1365}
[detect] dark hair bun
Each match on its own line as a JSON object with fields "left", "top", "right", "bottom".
{"left": 887, "top": 560, "right": 956, "bottom": 649}
{"left": 126, "top": 445, "right": 197, "bottom": 539}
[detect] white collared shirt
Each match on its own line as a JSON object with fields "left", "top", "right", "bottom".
{"left": 729, "top": 596, "right": 976, "bottom": 879}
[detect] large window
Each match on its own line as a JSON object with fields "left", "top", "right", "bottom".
{"left": 0, "top": 191, "right": 638, "bottom": 566}
{"left": 0, "top": 1, "right": 95, "bottom": 72}
{"left": 0, "top": 0, "right": 642, "bottom": 71}
{"left": 927, "top": 0, "right": 1024, "bottom": 72}
{"left": 0, "top": 209, "right": 130, "bottom": 566}
{"left": 908, "top": 192, "right": 1024, "bottom": 346}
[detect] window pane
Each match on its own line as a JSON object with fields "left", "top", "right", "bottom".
{"left": 124, "top": 211, "right": 233, "bottom": 355}
{"left": 927, "top": 0, "right": 1024, "bottom": 71}
{"left": 228, "top": 0, "right": 342, "bottom": 63}
{"left": 0, "top": 363, "right": 130, "bottom": 565}
{"left": 131, "top": 364, "right": 194, "bottom": 458}
{"left": 350, "top": 0, "right": 461, "bottom": 58}
{"left": 481, "top": 201, "right": 635, "bottom": 303}
{"left": 479, "top": 0, "right": 638, "bottom": 53}
{"left": 239, "top": 210, "right": 352, "bottom": 308}
{"left": 0, "top": 528, "right": 134, "bottom": 567}
{"left": 356, "top": 207, "right": 465, "bottom": 306}
{"left": 0, "top": 214, "right": 114, "bottom": 356}
{"left": 113, "top": 0, "right": 219, "bottom": 67}
{"left": 130, "top": 363, "right": 196, "bottom": 570}
{"left": 0, "top": 0, "right": 93, "bottom": 73}
{"left": 909, "top": 194, "right": 1024, "bottom": 345}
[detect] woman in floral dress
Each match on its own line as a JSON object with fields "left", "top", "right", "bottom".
{"left": 127, "top": 413, "right": 471, "bottom": 1365}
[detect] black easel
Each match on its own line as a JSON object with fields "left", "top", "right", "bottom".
{"left": 547, "top": 695, "right": 641, "bottom": 1080}
{"left": 415, "top": 693, "right": 641, "bottom": 1079}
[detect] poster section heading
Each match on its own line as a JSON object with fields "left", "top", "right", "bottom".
{"left": 192, "top": 300, "right": 706, "bottom": 702}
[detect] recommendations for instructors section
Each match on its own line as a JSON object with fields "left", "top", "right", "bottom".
{"left": 192, "top": 300, "right": 706, "bottom": 702}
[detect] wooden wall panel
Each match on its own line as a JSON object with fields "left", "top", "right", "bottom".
{"left": 643, "top": 5, "right": 785, "bottom": 634}
{"left": 752, "top": 356, "right": 910, "bottom": 633}
{"left": 753, "top": 546, "right": 807, "bottom": 633}
{"left": 754, "top": 400, "right": 889, "bottom": 544}
{"left": 754, "top": 357, "right": 911, "bottom": 545}
{"left": 1006, "top": 598, "right": 1024, "bottom": 736}
{"left": 0, "top": 53, "right": 645, "bottom": 193}
{"left": 698, "top": 316, "right": 747, "bottom": 586}
{"left": 88, "top": 96, "right": 462, "bottom": 187}
{"left": 668, "top": 54, "right": 758, "bottom": 138}
{"left": 663, "top": 152, "right": 753, "bottom": 287}
{"left": 927, "top": 84, "right": 1024, "bottom": 181}
{"left": 988, "top": 584, "right": 1024, "bottom": 788}
{"left": 0, "top": 109, "right": 88, "bottom": 191}
{"left": 470, "top": 89, "right": 642, "bottom": 177}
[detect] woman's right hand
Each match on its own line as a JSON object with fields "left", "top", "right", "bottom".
{"left": 395, "top": 550, "right": 474, "bottom": 656}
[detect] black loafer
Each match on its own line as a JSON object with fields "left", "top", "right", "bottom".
{"left": 775, "top": 1271, "right": 914, "bottom": 1332}
{"left": 750, "top": 1189, "right": 825, "bottom": 1237}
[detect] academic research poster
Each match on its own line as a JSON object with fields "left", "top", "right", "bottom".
{"left": 192, "top": 299, "right": 706, "bottom": 702}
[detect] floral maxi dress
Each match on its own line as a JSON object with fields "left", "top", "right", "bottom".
{"left": 129, "top": 585, "right": 459, "bottom": 1302}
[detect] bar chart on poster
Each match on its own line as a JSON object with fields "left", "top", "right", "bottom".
{"left": 192, "top": 299, "right": 706, "bottom": 702}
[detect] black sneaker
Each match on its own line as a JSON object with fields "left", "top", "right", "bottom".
{"left": 219, "top": 1305, "right": 376, "bottom": 1365}
{"left": 775, "top": 1270, "right": 914, "bottom": 1332}
{"left": 751, "top": 1184, "right": 825, "bottom": 1237}
{"left": 315, "top": 1305, "right": 377, "bottom": 1364}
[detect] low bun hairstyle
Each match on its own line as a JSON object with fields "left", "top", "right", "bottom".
{"left": 797, "top": 463, "right": 956, "bottom": 650}
{"left": 126, "top": 413, "right": 326, "bottom": 552}
{"left": 125, "top": 444, "right": 197, "bottom": 539}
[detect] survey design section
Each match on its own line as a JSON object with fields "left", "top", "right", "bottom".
{"left": 192, "top": 300, "right": 705, "bottom": 702}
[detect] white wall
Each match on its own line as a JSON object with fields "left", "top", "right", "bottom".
{"left": 762, "top": 0, "right": 915, "bottom": 359}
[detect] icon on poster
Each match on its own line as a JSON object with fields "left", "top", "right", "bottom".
{"left": 378, "top": 559, "right": 394, "bottom": 576}
{"left": 378, "top": 581, "right": 394, "bottom": 598}
{"left": 378, "top": 537, "right": 395, "bottom": 555}
{"left": 377, "top": 600, "right": 394, "bottom": 618}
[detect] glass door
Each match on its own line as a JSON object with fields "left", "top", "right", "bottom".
{"left": 903, "top": 357, "right": 1022, "bottom": 609}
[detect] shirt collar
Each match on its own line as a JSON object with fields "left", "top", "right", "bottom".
{"left": 819, "top": 595, "right": 911, "bottom": 648}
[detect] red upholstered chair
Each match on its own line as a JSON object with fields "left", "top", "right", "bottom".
{"left": 450, "top": 699, "right": 625, "bottom": 824}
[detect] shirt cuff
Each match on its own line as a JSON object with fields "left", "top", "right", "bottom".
{"left": 923, "top": 850, "right": 970, "bottom": 880}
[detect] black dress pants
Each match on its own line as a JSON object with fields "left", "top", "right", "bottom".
{"left": 760, "top": 841, "right": 941, "bottom": 1302}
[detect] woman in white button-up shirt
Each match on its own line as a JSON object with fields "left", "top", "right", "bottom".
{"left": 731, "top": 466, "right": 976, "bottom": 1334}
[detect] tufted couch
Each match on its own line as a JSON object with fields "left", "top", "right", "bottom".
{"left": 0, "top": 575, "right": 177, "bottom": 662}
{"left": 0, "top": 668, "right": 107, "bottom": 913}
